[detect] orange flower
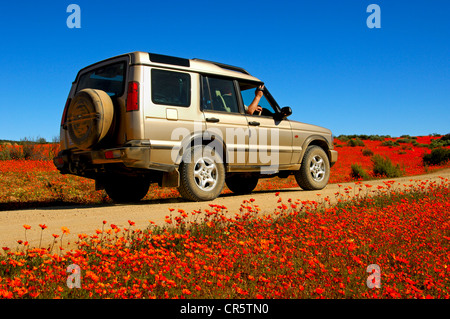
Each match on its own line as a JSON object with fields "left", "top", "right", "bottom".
{"left": 182, "top": 289, "right": 191, "bottom": 295}
{"left": 315, "top": 287, "right": 324, "bottom": 294}
{"left": 61, "top": 226, "right": 70, "bottom": 235}
{"left": 23, "top": 224, "right": 31, "bottom": 230}
{"left": 39, "top": 224, "right": 47, "bottom": 230}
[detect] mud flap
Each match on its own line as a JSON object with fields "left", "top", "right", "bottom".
{"left": 161, "top": 169, "right": 180, "bottom": 187}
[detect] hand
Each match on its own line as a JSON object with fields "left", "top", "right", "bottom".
{"left": 255, "top": 105, "right": 262, "bottom": 115}
{"left": 255, "top": 85, "right": 264, "bottom": 98}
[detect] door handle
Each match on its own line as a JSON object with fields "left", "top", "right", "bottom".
{"left": 206, "top": 117, "right": 220, "bottom": 123}
{"left": 248, "top": 121, "right": 260, "bottom": 126}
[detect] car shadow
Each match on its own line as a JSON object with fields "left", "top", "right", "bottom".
{"left": 0, "top": 187, "right": 303, "bottom": 212}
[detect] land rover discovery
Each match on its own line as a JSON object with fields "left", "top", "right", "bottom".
{"left": 54, "top": 52, "right": 338, "bottom": 202}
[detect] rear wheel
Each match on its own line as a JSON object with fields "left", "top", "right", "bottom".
{"left": 104, "top": 176, "right": 150, "bottom": 203}
{"left": 225, "top": 174, "right": 259, "bottom": 195}
{"left": 178, "top": 145, "right": 225, "bottom": 201}
{"left": 294, "top": 145, "right": 330, "bottom": 190}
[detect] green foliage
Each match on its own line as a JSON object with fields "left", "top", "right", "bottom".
{"left": 350, "top": 163, "right": 371, "bottom": 180}
{"left": 397, "top": 138, "right": 415, "bottom": 144}
{"left": 423, "top": 148, "right": 450, "bottom": 166}
{"left": 336, "top": 134, "right": 390, "bottom": 142}
{"left": 381, "top": 140, "right": 400, "bottom": 147}
{"left": 347, "top": 138, "right": 365, "bottom": 147}
{"left": 371, "top": 154, "right": 403, "bottom": 178}
{"left": 361, "top": 148, "right": 374, "bottom": 156}
{"left": 0, "top": 147, "right": 11, "bottom": 161}
{"left": 429, "top": 135, "right": 450, "bottom": 149}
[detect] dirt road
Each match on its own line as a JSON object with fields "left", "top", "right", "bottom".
{"left": 1, "top": 169, "right": 449, "bottom": 251}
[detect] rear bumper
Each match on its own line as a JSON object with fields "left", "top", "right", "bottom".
{"left": 53, "top": 145, "right": 176, "bottom": 174}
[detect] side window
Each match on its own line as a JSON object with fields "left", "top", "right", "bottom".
{"left": 151, "top": 69, "right": 191, "bottom": 107}
{"left": 239, "top": 82, "right": 276, "bottom": 117}
{"left": 201, "top": 76, "right": 240, "bottom": 113}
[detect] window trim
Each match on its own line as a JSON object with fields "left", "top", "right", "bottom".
{"left": 237, "top": 80, "right": 281, "bottom": 118}
{"left": 151, "top": 68, "right": 192, "bottom": 108}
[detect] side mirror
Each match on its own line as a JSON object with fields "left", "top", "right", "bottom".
{"left": 277, "top": 106, "right": 292, "bottom": 120}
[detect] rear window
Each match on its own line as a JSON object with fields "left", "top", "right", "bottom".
{"left": 151, "top": 69, "right": 191, "bottom": 107}
{"left": 76, "top": 62, "right": 126, "bottom": 97}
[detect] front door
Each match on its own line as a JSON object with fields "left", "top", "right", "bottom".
{"left": 201, "top": 76, "right": 249, "bottom": 168}
{"left": 238, "top": 82, "right": 293, "bottom": 173}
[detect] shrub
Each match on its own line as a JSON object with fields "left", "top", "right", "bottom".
{"left": 347, "top": 138, "right": 365, "bottom": 147}
{"left": 381, "top": 140, "right": 399, "bottom": 147}
{"left": 423, "top": 148, "right": 450, "bottom": 166}
{"left": 429, "top": 136, "right": 450, "bottom": 149}
{"left": 362, "top": 148, "right": 374, "bottom": 156}
{"left": 372, "top": 154, "right": 403, "bottom": 178}
{"left": 368, "top": 135, "right": 387, "bottom": 141}
{"left": 350, "top": 164, "right": 371, "bottom": 180}
{"left": 397, "top": 138, "right": 414, "bottom": 144}
{"left": 9, "top": 145, "right": 23, "bottom": 160}
{"left": 336, "top": 135, "right": 349, "bottom": 143}
{"left": 0, "top": 147, "right": 11, "bottom": 160}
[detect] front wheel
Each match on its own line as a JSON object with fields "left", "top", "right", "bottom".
{"left": 294, "top": 145, "right": 330, "bottom": 190}
{"left": 178, "top": 145, "right": 225, "bottom": 201}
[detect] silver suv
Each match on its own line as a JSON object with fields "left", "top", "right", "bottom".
{"left": 54, "top": 52, "right": 338, "bottom": 202}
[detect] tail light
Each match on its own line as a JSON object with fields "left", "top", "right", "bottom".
{"left": 104, "top": 150, "right": 121, "bottom": 159}
{"left": 61, "top": 98, "right": 71, "bottom": 127}
{"left": 126, "top": 81, "right": 139, "bottom": 112}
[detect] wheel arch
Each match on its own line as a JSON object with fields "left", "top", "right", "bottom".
{"left": 300, "top": 135, "right": 331, "bottom": 164}
{"left": 174, "top": 130, "right": 229, "bottom": 167}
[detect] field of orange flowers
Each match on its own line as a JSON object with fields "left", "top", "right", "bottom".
{"left": 0, "top": 135, "right": 449, "bottom": 299}
{"left": 0, "top": 177, "right": 449, "bottom": 299}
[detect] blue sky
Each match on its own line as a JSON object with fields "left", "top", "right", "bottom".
{"left": 0, "top": 0, "right": 448, "bottom": 141}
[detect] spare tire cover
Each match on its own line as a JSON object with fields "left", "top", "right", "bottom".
{"left": 66, "top": 89, "right": 114, "bottom": 150}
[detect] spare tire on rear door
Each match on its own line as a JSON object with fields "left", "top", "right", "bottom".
{"left": 66, "top": 89, "right": 114, "bottom": 150}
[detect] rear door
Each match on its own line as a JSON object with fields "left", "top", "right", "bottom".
{"left": 143, "top": 68, "right": 204, "bottom": 168}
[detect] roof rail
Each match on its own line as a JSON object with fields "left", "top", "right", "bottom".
{"left": 192, "top": 58, "right": 250, "bottom": 75}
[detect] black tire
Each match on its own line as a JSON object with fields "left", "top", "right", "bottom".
{"left": 104, "top": 176, "right": 150, "bottom": 203}
{"left": 294, "top": 145, "right": 330, "bottom": 190}
{"left": 225, "top": 173, "right": 259, "bottom": 195}
{"left": 66, "top": 89, "right": 114, "bottom": 150}
{"left": 178, "top": 145, "right": 225, "bottom": 201}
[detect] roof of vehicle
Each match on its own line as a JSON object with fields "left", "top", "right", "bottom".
{"left": 76, "top": 51, "right": 262, "bottom": 83}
